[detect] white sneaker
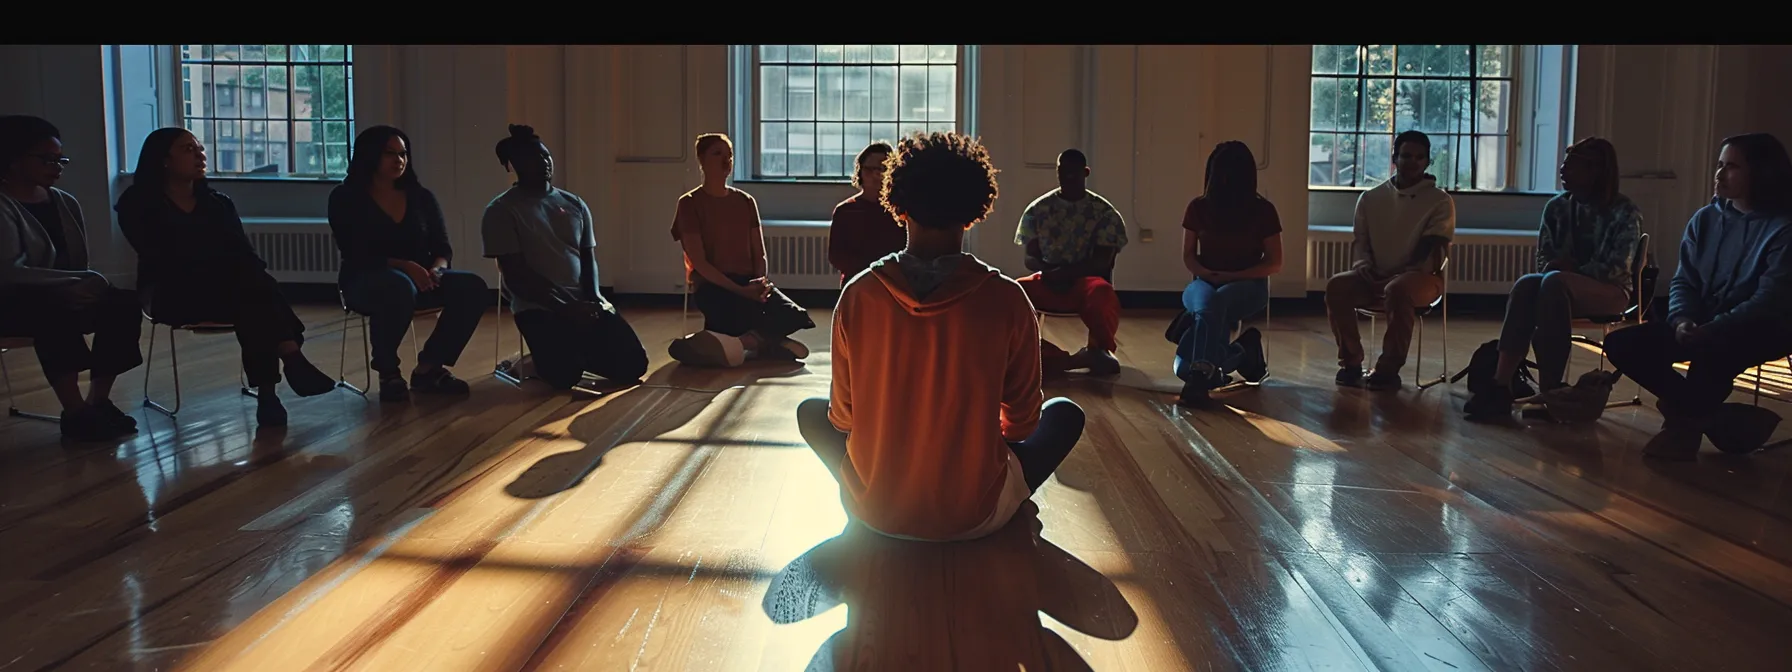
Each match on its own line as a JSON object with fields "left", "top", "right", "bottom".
{"left": 669, "top": 331, "right": 746, "bottom": 367}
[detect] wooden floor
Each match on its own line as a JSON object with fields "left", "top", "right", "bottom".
{"left": 2, "top": 302, "right": 1791, "bottom": 671}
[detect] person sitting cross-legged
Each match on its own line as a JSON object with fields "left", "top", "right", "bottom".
{"left": 795, "top": 131, "right": 1087, "bottom": 542}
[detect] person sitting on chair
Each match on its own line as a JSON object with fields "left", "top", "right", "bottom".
{"left": 1324, "top": 129, "right": 1455, "bottom": 391}
{"left": 1014, "top": 149, "right": 1127, "bottom": 376}
{"left": 828, "top": 141, "right": 906, "bottom": 286}
{"left": 482, "top": 124, "right": 648, "bottom": 390}
{"left": 114, "top": 128, "right": 334, "bottom": 427}
{"left": 1173, "top": 141, "right": 1281, "bottom": 405}
{"left": 668, "top": 133, "right": 815, "bottom": 367}
{"left": 330, "top": 125, "right": 488, "bottom": 402}
{"left": 796, "top": 130, "right": 1087, "bottom": 542}
{"left": 0, "top": 115, "right": 144, "bottom": 440}
{"left": 1465, "top": 137, "right": 1640, "bottom": 419}
{"left": 1604, "top": 132, "right": 1792, "bottom": 460}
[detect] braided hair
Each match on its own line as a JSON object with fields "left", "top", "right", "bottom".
{"left": 495, "top": 124, "right": 541, "bottom": 172}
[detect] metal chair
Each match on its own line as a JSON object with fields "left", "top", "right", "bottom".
{"left": 1568, "top": 233, "right": 1655, "bottom": 408}
{"left": 1357, "top": 255, "right": 1450, "bottom": 390}
{"left": 0, "top": 337, "right": 58, "bottom": 422}
{"left": 141, "top": 312, "right": 254, "bottom": 418}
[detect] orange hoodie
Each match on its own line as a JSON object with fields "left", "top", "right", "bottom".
{"left": 828, "top": 253, "right": 1043, "bottom": 541}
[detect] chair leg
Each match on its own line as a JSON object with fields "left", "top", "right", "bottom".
{"left": 1, "top": 349, "right": 59, "bottom": 422}
{"left": 143, "top": 323, "right": 182, "bottom": 417}
{"left": 1416, "top": 312, "right": 1448, "bottom": 390}
{"left": 336, "top": 311, "right": 367, "bottom": 396}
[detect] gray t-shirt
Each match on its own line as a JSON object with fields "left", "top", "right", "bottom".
{"left": 481, "top": 185, "right": 597, "bottom": 314}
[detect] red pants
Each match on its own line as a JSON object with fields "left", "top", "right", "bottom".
{"left": 1017, "top": 273, "right": 1120, "bottom": 371}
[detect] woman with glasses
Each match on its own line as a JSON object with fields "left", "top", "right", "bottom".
{"left": 0, "top": 115, "right": 146, "bottom": 440}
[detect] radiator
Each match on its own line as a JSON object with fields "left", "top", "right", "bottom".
{"left": 1306, "top": 227, "right": 1537, "bottom": 295}
{"left": 243, "top": 219, "right": 339, "bottom": 283}
{"left": 763, "top": 226, "right": 836, "bottom": 289}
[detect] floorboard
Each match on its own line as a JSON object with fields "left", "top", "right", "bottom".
{"left": 1, "top": 302, "right": 1789, "bottom": 671}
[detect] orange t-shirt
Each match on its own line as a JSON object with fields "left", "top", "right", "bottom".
{"left": 671, "top": 186, "right": 762, "bottom": 285}
{"left": 828, "top": 254, "right": 1044, "bottom": 541}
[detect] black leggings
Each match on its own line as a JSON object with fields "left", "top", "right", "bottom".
{"left": 692, "top": 274, "right": 815, "bottom": 341}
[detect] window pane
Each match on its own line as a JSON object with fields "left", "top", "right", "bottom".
{"left": 788, "top": 45, "right": 815, "bottom": 63}
{"left": 760, "top": 122, "right": 788, "bottom": 177}
{"left": 1475, "top": 135, "right": 1508, "bottom": 190}
{"left": 871, "top": 66, "right": 898, "bottom": 121}
{"left": 788, "top": 66, "right": 815, "bottom": 121}
{"left": 320, "top": 65, "right": 349, "bottom": 120}
{"left": 844, "top": 45, "right": 872, "bottom": 64}
{"left": 817, "top": 123, "right": 844, "bottom": 176}
{"left": 1360, "top": 78, "right": 1394, "bottom": 132}
{"left": 843, "top": 124, "right": 871, "bottom": 160}
{"left": 1477, "top": 79, "right": 1512, "bottom": 134}
{"left": 293, "top": 120, "right": 322, "bottom": 173}
{"left": 1310, "top": 76, "right": 1355, "bottom": 132}
{"left": 1308, "top": 132, "right": 1351, "bottom": 186}
{"left": 1364, "top": 45, "right": 1395, "bottom": 75}
{"left": 293, "top": 65, "right": 320, "bottom": 117}
{"left": 817, "top": 45, "right": 843, "bottom": 64}
{"left": 898, "top": 65, "right": 927, "bottom": 122}
{"left": 928, "top": 45, "right": 956, "bottom": 64}
{"left": 844, "top": 66, "right": 871, "bottom": 121}
{"left": 899, "top": 45, "right": 928, "bottom": 63}
{"left": 871, "top": 123, "right": 898, "bottom": 146}
{"left": 760, "top": 66, "right": 787, "bottom": 120}
{"left": 788, "top": 122, "right": 815, "bottom": 176}
{"left": 872, "top": 45, "right": 899, "bottom": 63}
{"left": 817, "top": 67, "right": 844, "bottom": 122}
{"left": 928, "top": 65, "right": 955, "bottom": 122}
{"left": 759, "top": 45, "right": 787, "bottom": 63}
{"left": 1478, "top": 45, "right": 1512, "bottom": 78}
{"left": 1357, "top": 133, "right": 1390, "bottom": 185}
{"left": 1311, "top": 45, "right": 1360, "bottom": 75}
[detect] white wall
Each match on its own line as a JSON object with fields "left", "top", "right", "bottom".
{"left": 3, "top": 44, "right": 1787, "bottom": 296}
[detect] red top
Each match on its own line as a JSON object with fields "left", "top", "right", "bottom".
{"left": 1180, "top": 196, "right": 1282, "bottom": 273}
{"left": 828, "top": 193, "right": 907, "bottom": 285}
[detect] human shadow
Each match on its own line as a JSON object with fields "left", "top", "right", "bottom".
{"left": 503, "top": 359, "right": 810, "bottom": 499}
{"left": 763, "top": 502, "right": 1137, "bottom": 671}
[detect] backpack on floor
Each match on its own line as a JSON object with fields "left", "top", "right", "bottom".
{"left": 1165, "top": 309, "right": 1194, "bottom": 344}
{"left": 1534, "top": 368, "right": 1622, "bottom": 423}
{"left": 1451, "top": 338, "right": 1539, "bottom": 398}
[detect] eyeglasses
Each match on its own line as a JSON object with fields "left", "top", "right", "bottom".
{"left": 29, "top": 154, "right": 71, "bottom": 167}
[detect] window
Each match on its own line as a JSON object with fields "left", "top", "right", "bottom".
{"left": 177, "top": 44, "right": 354, "bottom": 179}
{"left": 1309, "top": 45, "right": 1525, "bottom": 192}
{"left": 740, "top": 45, "right": 963, "bottom": 182}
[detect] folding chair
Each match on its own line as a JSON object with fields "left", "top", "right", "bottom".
{"left": 141, "top": 312, "right": 254, "bottom": 418}
{"left": 1358, "top": 256, "right": 1450, "bottom": 390}
{"left": 335, "top": 290, "right": 445, "bottom": 396}
{"left": 1568, "top": 232, "right": 1655, "bottom": 408}
{"left": 0, "top": 337, "right": 58, "bottom": 422}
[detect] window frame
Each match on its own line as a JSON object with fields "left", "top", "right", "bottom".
{"left": 1306, "top": 44, "right": 1570, "bottom": 197}
{"left": 170, "top": 44, "right": 357, "bottom": 183}
{"left": 728, "top": 45, "right": 981, "bottom": 185}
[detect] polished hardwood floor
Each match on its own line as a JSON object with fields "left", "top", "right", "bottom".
{"left": 2, "top": 300, "right": 1790, "bottom": 671}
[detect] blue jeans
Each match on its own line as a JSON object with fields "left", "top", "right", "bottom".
{"left": 1173, "top": 278, "right": 1269, "bottom": 382}
{"left": 341, "top": 268, "right": 489, "bottom": 375}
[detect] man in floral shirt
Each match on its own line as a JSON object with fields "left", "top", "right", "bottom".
{"left": 1013, "top": 149, "right": 1128, "bottom": 375}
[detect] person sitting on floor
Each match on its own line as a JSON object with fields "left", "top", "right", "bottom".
{"left": 482, "top": 124, "right": 648, "bottom": 390}
{"left": 1324, "top": 129, "right": 1455, "bottom": 391}
{"left": 1173, "top": 140, "right": 1281, "bottom": 405}
{"left": 0, "top": 115, "right": 144, "bottom": 440}
{"left": 114, "top": 127, "right": 335, "bottom": 427}
{"left": 1465, "top": 137, "right": 1640, "bottom": 419}
{"left": 1604, "top": 132, "right": 1792, "bottom": 460}
{"left": 796, "top": 130, "right": 1088, "bottom": 542}
{"left": 828, "top": 141, "right": 906, "bottom": 286}
{"left": 668, "top": 133, "right": 815, "bottom": 367}
{"left": 330, "top": 125, "right": 488, "bottom": 402}
{"left": 1014, "top": 148, "right": 1127, "bottom": 376}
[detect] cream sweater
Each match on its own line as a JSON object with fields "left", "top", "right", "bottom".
{"left": 1351, "top": 176, "right": 1455, "bottom": 276}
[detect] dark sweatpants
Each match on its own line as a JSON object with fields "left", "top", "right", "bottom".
{"left": 146, "top": 265, "right": 306, "bottom": 388}
{"left": 1605, "top": 320, "right": 1792, "bottom": 418}
{"left": 693, "top": 274, "right": 815, "bottom": 341}
{"left": 514, "top": 308, "right": 649, "bottom": 389}
{"left": 0, "top": 285, "right": 144, "bottom": 378}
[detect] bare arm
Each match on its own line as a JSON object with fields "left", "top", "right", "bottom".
{"left": 1023, "top": 238, "right": 1053, "bottom": 272}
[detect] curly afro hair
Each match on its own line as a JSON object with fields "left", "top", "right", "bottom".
{"left": 882, "top": 131, "right": 999, "bottom": 231}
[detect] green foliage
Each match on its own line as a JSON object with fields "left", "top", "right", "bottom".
{"left": 1309, "top": 45, "right": 1513, "bottom": 190}
{"left": 180, "top": 45, "right": 354, "bottom": 178}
